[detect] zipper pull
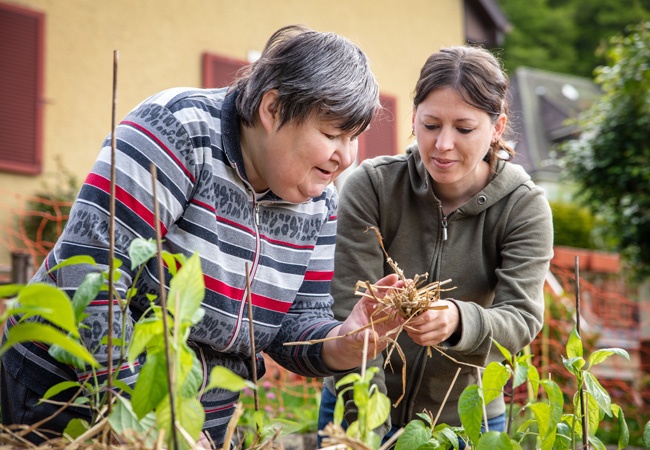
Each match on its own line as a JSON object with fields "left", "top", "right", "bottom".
{"left": 442, "top": 216, "right": 448, "bottom": 241}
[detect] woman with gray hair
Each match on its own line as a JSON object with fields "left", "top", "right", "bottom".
{"left": 0, "top": 24, "right": 403, "bottom": 448}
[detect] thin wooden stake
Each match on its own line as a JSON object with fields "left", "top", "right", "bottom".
{"left": 151, "top": 164, "right": 179, "bottom": 450}
{"left": 106, "top": 49, "right": 118, "bottom": 416}
{"left": 433, "top": 367, "right": 461, "bottom": 429}
{"left": 575, "top": 256, "right": 589, "bottom": 449}
{"left": 476, "top": 367, "right": 489, "bottom": 433}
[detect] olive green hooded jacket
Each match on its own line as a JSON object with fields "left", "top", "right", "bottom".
{"left": 324, "top": 145, "right": 554, "bottom": 432}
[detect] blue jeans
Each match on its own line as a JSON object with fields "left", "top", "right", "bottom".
{"left": 317, "top": 385, "right": 506, "bottom": 449}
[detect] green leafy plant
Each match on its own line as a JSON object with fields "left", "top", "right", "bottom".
{"left": 237, "top": 377, "right": 320, "bottom": 447}
{"left": 0, "top": 237, "right": 255, "bottom": 449}
{"left": 318, "top": 365, "right": 392, "bottom": 449}
{"left": 395, "top": 330, "right": 633, "bottom": 450}
{"left": 336, "top": 366, "right": 392, "bottom": 448}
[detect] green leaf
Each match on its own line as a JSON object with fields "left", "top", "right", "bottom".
{"left": 48, "top": 255, "right": 97, "bottom": 272}
{"left": 529, "top": 402, "right": 550, "bottom": 438}
{"left": 435, "top": 425, "right": 461, "bottom": 449}
{"left": 156, "top": 396, "right": 205, "bottom": 446}
{"left": 416, "top": 412, "right": 433, "bottom": 427}
{"left": 0, "top": 322, "right": 98, "bottom": 367}
{"left": 176, "top": 344, "right": 198, "bottom": 391}
{"left": 129, "top": 238, "right": 159, "bottom": 270}
{"left": 587, "top": 348, "right": 629, "bottom": 367}
{"left": 131, "top": 352, "right": 169, "bottom": 419}
{"left": 512, "top": 363, "right": 528, "bottom": 389}
{"left": 0, "top": 284, "right": 21, "bottom": 299}
{"left": 72, "top": 272, "right": 105, "bottom": 320}
{"left": 162, "top": 251, "right": 179, "bottom": 277}
{"left": 167, "top": 253, "right": 205, "bottom": 324}
{"left": 458, "top": 384, "right": 482, "bottom": 445}
{"left": 100, "top": 336, "right": 126, "bottom": 347}
{"left": 585, "top": 392, "right": 601, "bottom": 435}
{"left": 108, "top": 396, "right": 157, "bottom": 445}
{"left": 112, "top": 379, "right": 134, "bottom": 396}
{"left": 63, "top": 418, "right": 90, "bottom": 439}
{"left": 492, "top": 340, "right": 512, "bottom": 362}
{"left": 482, "top": 362, "right": 510, "bottom": 405}
{"left": 540, "top": 378, "right": 564, "bottom": 426}
{"left": 529, "top": 402, "right": 556, "bottom": 450}
{"left": 555, "top": 422, "right": 573, "bottom": 450}
{"left": 587, "top": 434, "right": 607, "bottom": 450}
{"left": 333, "top": 387, "right": 347, "bottom": 425}
{"left": 49, "top": 340, "right": 88, "bottom": 370}
{"left": 642, "top": 420, "right": 650, "bottom": 448}
{"left": 15, "top": 283, "right": 79, "bottom": 337}
{"left": 562, "top": 356, "right": 585, "bottom": 376}
{"left": 615, "top": 406, "right": 629, "bottom": 449}
{"left": 515, "top": 418, "right": 535, "bottom": 434}
{"left": 336, "top": 373, "right": 361, "bottom": 389}
{"left": 353, "top": 381, "right": 369, "bottom": 412}
{"left": 566, "top": 326, "right": 583, "bottom": 359}
{"left": 583, "top": 372, "right": 611, "bottom": 416}
{"left": 526, "top": 363, "right": 540, "bottom": 398}
{"left": 366, "top": 391, "right": 391, "bottom": 430}
{"left": 180, "top": 351, "right": 203, "bottom": 398}
{"left": 204, "top": 365, "right": 254, "bottom": 393}
{"left": 41, "top": 380, "right": 82, "bottom": 401}
{"left": 475, "top": 431, "right": 514, "bottom": 449}
{"left": 128, "top": 317, "right": 164, "bottom": 365}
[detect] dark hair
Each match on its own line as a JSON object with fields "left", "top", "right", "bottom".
{"left": 414, "top": 45, "right": 514, "bottom": 169}
{"left": 234, "top": 25, "right": 380, "bottom": 136}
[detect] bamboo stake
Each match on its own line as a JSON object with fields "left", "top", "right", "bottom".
{"left": 151, "top": 164, "right": 179, "bottom": 450}
{"left": 106, "top": 49, "right": 118, "bottom": 416}
{"left": 575, "top": 256, "right": 589, "bottom": 449}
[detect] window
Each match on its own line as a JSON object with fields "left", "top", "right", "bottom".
{"left": 357, "top": 93, "right": 398, "bottom": 161}
{"left": 0, "top": 2, "right": 45, "bottom": 175}
{"left": 202, "top": 52, "right": 248, "bottom": 88}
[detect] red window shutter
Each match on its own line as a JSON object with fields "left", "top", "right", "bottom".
{"left": 358, "top": 93, "right": 398, "bottom": 162}
{"left": 202, "top": 53, "right": 248, "bottom": 88}
{"left": 0, "top": 3, "right": 45, "bottom": 175}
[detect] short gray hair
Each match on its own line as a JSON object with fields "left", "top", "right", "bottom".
{"left": 234, "top": 25, "right": 380, "bottom": 135}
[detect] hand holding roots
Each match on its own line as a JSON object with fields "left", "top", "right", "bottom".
{"left": 284, "top": 226, "right": 456, "bottom": 406}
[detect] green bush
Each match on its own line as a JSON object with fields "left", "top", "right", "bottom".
{"left": 550, "top": 201, "right": 597, "bottom": 249}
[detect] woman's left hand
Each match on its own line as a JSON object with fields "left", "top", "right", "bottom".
{"left": 404, "top": 299, "right": 460, "bottom": 346}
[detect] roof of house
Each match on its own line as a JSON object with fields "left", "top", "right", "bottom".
{"left": 464, "top": 0, "right": 511, "bottom": 47}
{"left": 508, "top": 67, "right": 602, "bottom": 181}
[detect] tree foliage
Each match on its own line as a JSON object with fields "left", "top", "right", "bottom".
{"left": 499, "top": 0, "right": 650, "bottom": 77}
{"left": 561, "top": 22, "right": 650, "bottom": 278}
{"left": 549, "top": 201, "right": 597, "bottom": 250}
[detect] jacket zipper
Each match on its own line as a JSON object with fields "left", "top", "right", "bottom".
{"left": 223, "top": 195, "right": 263, "bottom": 352}
{"left": 442, "top": 215, "right": 448, "bottom": 241}
{"left": 399, "top": 204, "right": 448, "bottom": 424}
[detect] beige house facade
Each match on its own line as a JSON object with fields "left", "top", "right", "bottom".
{"left": 0, "top": 0, "right": 506, "bottom": 269}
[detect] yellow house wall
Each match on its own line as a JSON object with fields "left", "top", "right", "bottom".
{"left": 0, "top": 0, "right": 464, "bottom": 268}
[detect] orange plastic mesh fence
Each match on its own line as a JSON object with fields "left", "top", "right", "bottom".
{"left": 0, "top": 188, "right": 73, "bottom": 282}
{"left": 509, "top": 260, "right": 649, "bottom": 431}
